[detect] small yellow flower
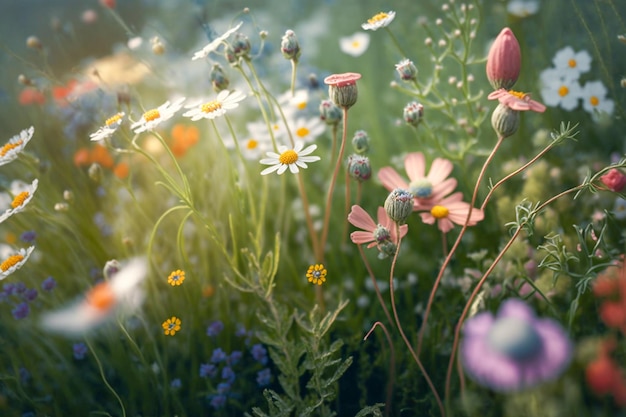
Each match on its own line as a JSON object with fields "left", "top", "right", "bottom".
{"left": 168, "top": 270, "right": 185, "bottom": 286}
{"left": 162, "top": 316, "right": 181, "bottom": 336}
{"left": 306, "top": 264, "right": 327, "bottom": 286}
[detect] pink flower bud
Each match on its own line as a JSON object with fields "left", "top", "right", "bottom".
{"left": 486, "top": 28, "right": 521, "bottom": 90}
{"left": 601, "top": 168, "right": 626, "bottom": 192}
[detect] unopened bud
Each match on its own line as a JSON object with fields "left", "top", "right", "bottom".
{"left": 395, "top": 59, "right": 418, "bottom": 81}
{"left": 403, "top": 101, "right": 424, "bottom": 127}
{"left": 63, "top": 190, "right": 74, "bottom": 202}
{"left": 491, "top": 103, "right": 519, "bottom": 138}
{"left": 26, "top": 36, "right": 42, "bottom": 50}
{"left": 486, "top": 27, "right": 521, "bottom": 90}
{"left": 351, "top": 130, "right": 370, "bottom": 154}
{"left": 224, "top": 44, "right": 238, "bottom": 66}
{"left": 231, "top": 33, "right": 251, "bottom": 58}
{"left": 103, "top": 259, "right": 121, "bottom": 280}
{"left": 618, "top": 34, "right": 626, "bottom": 45}
{"left": 600, "top": 168, "right": 626, "bottom": 192}
{"left": 54, "top": 202, "right": 69, "bottom": 212}
{"left": 210, "top": 64, "right": 229, "bottom": 92}
{"left": 280, "top": 30, "right": 301, "bottom": 61}
{"left": 151, "top": 37, "right": 165, "bottom": 55}
{"left": 347, "top": 154, "right": 371, "bottom": 182}
{"left": 324, "top": 73, "right": 362, "bottom": 109}
{"left": 384, "top": 188, "right": 414, "bottom": 225}
{"left": 88, "top": 163, "right": 103, "bottom": 183}
{"left": 259, "top": 30, "right": 268, "bottom": 39}
{"left": 18, "top": 74, "right": 33, "bottom": 86}
{"left": 319, "top": 99, "right": 342, "bottom": 125}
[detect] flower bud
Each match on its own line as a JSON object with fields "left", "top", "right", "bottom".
{"left": 103, "top": 259, "right": 121, "bottom": 280}
{"left": 63, "top": 190, "right": 74, "bottom": 202}
{"left": 600, "top": 169, "right": 626, "bottom": 192}
{"left": 280, "top": 30, "right": 301, "bottom": 61}
{"left": 352, "top": 130, "right": 370, "bottom": 154}
{"left": 231, "top": 33, "right": 251, "bottom": 58}
{"left": 347, "top": 154, "right": 371, "bottom": 182}
{"left": 319, "top": 99, "right": 342, "bottom": 125}
{"left": 486, "top": 27, "right": 521, "bottom": 90}
{"left": 324, "top": 72, "right": 362, "bottom": 109}
{"left": 384, "top": 188, "right": 413, "bottom": 225}
{"left": 378, "top": 241, "right": 398, "bottom": 258}
{"left": 210, "top": 64, "right": 229, "bottom": 92}
{"left": 403, "top": 101, "right": 424, "bottom": 127}
{"left": 491, "top": 103, "right": 519, "bottom": 138}
{"left": 54, "top": 202, "right": 69, "bottom": 212}
{"left": 26, "top": 36, "right": 42, "bottom": 50}
{"left": 18, "top": 74, "right": 33, "bottom": 86}
{"left": 395, "top": 59, "right": 418, "bottom": 81}
{"left": 88, "top": 163, "right": 103, "bottom": 183}
{"left": 224, "top": 44, "right": 238, "bottom": 66}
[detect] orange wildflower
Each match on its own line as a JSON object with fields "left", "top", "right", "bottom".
{"left": 113, "top": 162, "right": 129, "bottom": 179}
{"left": 90, "top": 144, "right": 114, "bottom": 168}
{"left": 74, "top": 148, "right": 92, "bottom": 167}
{"left": 18, "top": 88, "right": 46, "bottom": 106}
{"left": 170, "top": 124, "right": 199, "bottom": 157}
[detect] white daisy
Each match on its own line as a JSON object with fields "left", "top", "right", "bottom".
{"left": 552, "top": 46, "right": 592, "bottom": 80}
{"left": 506, "top": 0, "right": 539, "bottom": 17}
{"left": 131, "top": 97, "right": 185, "bottom": 134}
{"left": 540, "top": 68, "right": 582, "bottom": 110}
{"left": 580, "top": 80, "right": 614, "bottom": 116}
{"left": 339, "top": 32, "right": 370, "bottom": 57}
{"left": 191, "top": 21, "right": 243, "bottom": 61}
{"left": 361, "top": 11, "right": 396, "bottom": 31}
{"left": 182, "top": 90, "right": 246, "bottom": 121}
{"left": 0, "top": 126, "right": 34, "bottom": 167}
{"left": 0, "top": 179, "right": 38, "bottom": 224}
{"left": 41, "top": 257, "right": 148, "bottom": 335}
{"left": 290, "top": 116, "right": 325, "bottom": 144}
{"left": 0, "top": 246, "right": 35, "bottom": 280}
{"left": 260, "top": 142, "right": 320, "bottom": 175}
{"left": 89, "top": 112, "right": 125, "bottom": 141}
{"left": 278, "top": 89, "right": 311, "bottom": 114}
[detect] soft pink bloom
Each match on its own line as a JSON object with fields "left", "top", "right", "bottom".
{"left": 347, "top": 205, "right": 407, "bottom": 248}
{"left": 419, "top": 192, "right": 484, "bottom": 233}
{"left": 486, "top": 27, "right": 521, "bottom": 90}
{"left": 488, "top": 89, "right": 546, "bottom": 113}
{"left": 378, "top": 152, "right": 457, "bottom": 210}
{"left": 601, "top": 169, "right": 626, "bottom": 192}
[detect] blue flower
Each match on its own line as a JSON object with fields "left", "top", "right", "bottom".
{"left": 256, "top": 368, "right": 272, "bottom": 387}
{"left": 228, "top": 350, "right": 243, "bottom": 365}
{"left": 41, "top": 277, "right": 57, "bottom": 291}
{"left": 12, "top": 302, "right": 30, "bottom": 319}
{"left": 23, "top": 288, "right": 37, "bottom": 302}
{"left": 221, "top": 366, "right": 236, "bottom": 384}
{"left": 199, "top": 363, "right": 217, "bottom": 378}
{"left": 170, "top": 378, "right": 182, "bottom": 389}
{"left": 216, "top": 382, "right": 231, "bottom": 395}
{"left": 235, "top": 323, "right": 247, "bottom": 337}
{"left": 206, "top": 320, "right": 224, "bottom": 337}
{"left": 20, "top": 230, "right": 36, "bottom": 243}
{"left": 250, "top": 343, "right": 268, "bottom": 365}
{"left": 73, "top": 342, "right": 88, "bottom": 360}
{"left": 210, "top": 348, "right": 227, "bottom": 364}
{"left": 209, "top": 393, "right": 227, "bottom": 410}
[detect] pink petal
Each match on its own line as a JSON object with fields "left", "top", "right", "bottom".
{"left": 419, "top": 212, "right": 436, "bottom": 225}
{"left": 437, "top": 218, "right": 454, "bottom": 233}
{"left": 427, "top": 157, "right": 454, "bottom": 184}
{"left": 404, "top": 152, "right": 426, "bottom": 182}
{"left": 447, "top": 202, "right": 484, "bottom": 226}
{"left": 377, "top": 167, "right": 409, "bottom": 192}
{"left": 348, "top": 205, "right": 377, "bottom": 232}
{"left": 350, "top": 231, "right": 375, "bottom": 245}
{"left": 429, "top": 178, "right": 458, "bottom": 204}
{"left": 488, "top": 89, "right": 507, "bottom": 100}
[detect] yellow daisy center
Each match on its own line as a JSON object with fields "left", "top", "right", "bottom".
{"left": 246, "top": 139, "right": 258, "bottom": 150}
{"left": 352, "top": 41, "right": 360, "bottom": 48}
{"left": 507, "top": 90, "right": 528, "bottom": 100}
{"left": 296, "top": 101, "right": 307, "bottom": 110}
{"left": 0, "top": 140, "right": 23, "bottom": 157}
{"left": 279, "top": 149, "right": 298, "bottom": 165}
{"left": 296, "top": 127, "right": 310, "bottom": 138}
{"left": 368, "top": 12, "right": 389, "bottom": 24}
{"left": 430, "top": 205, "right": 449, "bottom": 219}
{"left": 568, "top": 58, "right": 577, "bottom": 68}
{"left": 558, "top": 86, "right": 569, "bottom": 97}
{"left": 105, "top": 113, "right": 123, "bottom": 126}
{"left": 201, "top": 100, "right": 222, "bottom": 113}
{"left": 590, "top": 96, "right": 599, "bottom": 106}
{"left": 143, "top": 109, "right": 161, "bottom": 122}
{"left": 1, "top": 254, "right": 24, "bottom": 271}
{"left": 11, "top": 191, "right": 29, "bottom": 209}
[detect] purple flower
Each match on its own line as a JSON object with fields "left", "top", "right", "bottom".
{"left": 228, "top": 350, "right": 243, "bottom": 365}
{"left": 170, "top": 378, "right": 182, "bottom": 389}
{"left": 250, "top": 343, "right": 268, "bottom": 365}
{"left": 256, "top": 368, "right": 272, "bottom": 387}
{"left": 209, "top": 393, "right": 227, "bottom": 409}
{"left": 221, "top": 366, "right": 236, "bottom": 384}
{"left": 41, "top": 277, "right": 57, "bottom": 291}
{"left": 460, "top": 298, "right": 572, "bottom": 392}
{"left": 210, "top": 348, "right": 227, "bottom": 364}
{"left": 73, "top": 342, "right": 88, "bottom": 360}
{"left": 12, "top": 302, "right": 30, "bottom": 320}
{"left": 216, "top": 382, "right": 231, "bottom": 395}
{"left": 199, "top": 363, "right": 217, "bottom": 378}
{"left": 23, "top": 288, "right": 38, "bottom": 302}
{"left": 3, "top": 283, "right": 16, "bottom": 296}
{"left": 206, "top": 320, "right": 224, "bottom": 337}
{"left": 20, "top": 230, "right": 37, "bottom": 243}
{"left": 235, "top": 323, "right": 247, "bottom": 337}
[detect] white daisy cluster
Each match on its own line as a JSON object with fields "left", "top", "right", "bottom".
{"left": 540, "top": 46, "right": 614, "bottom": 118}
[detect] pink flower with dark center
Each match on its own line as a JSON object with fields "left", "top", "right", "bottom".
{"left": 601, "top": 169, "right": 626, "bottom": 192}
{"left": 347, "top": 205, "right": 407, "bottom": 248}
{"left": 486, "top": 28, "right": 521, "bottom": 90}
{"left": 419, "top": 192, "right": 484, "bottom": 233}
{"left": 378, "top": 152, "right": 457, "bottom": 210}
{"left": 488, "top": 89, "right": 546, "bottom": 113}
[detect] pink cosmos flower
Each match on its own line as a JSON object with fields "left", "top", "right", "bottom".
{"left": 419, "top": 192, "right": 484, "bottom": 233}
{"left": 378, "top": 152, "right": 457, "bottom": 210}
{"left": 347, "top": 205, "right": 408, "bottom": 248}
{"left": 488, "top": 89, "right": 546, "bottom": 113}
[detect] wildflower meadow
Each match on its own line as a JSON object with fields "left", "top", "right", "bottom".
{"left": 2, "top": 0, "right": 626, "bottom": 416}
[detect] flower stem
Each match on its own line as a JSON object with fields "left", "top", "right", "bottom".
{"left": 364, "top": 321, "right": 396, "bottom": 417}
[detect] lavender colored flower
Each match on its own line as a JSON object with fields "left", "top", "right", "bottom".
{"left": 209, "top": 393, "right": 227, "bottom": 409}
{"left": 250, "top": 343, "right": 268, "bottom": 365}
{"left": 216, "top": 382, "right": 231, "bottom": 395}
{"left": 3, "top": 283, "right": 16, "bottom": 296}
{"left": 228, "top": 350, "right": 243, "bottom": 365}
{"left": 461, "top": 298, "right": 572, "bottom": 392}
{"left": 12, "top": 302, "right": 30, "bottom": 320}
{"left": 256, "top": 368, "right": 272, "bottom": 387}
{"left": 14, "top": 282, "right": 27, "bottom": 294}
{"left": 210, "top": 348, "right": 227, "bottom": 364}
{"left": 199, "top": 363, "right": 217, "bottom": 378}
{"left": 20, "top": 230, "right": 37, "bottom": 244}
{"left": 221, "top": 366, "right": 236, "bottom": 384}
{"left": 206, "top": 320, "right": 224, "bottom": 337}
{"left": 41, "top": 276, "right": 57, "bottom": 291}
{"left": 23, "top": 288, "right": 38, "bottom": 302}
{"left": 73, "top": 342, "right": 88, "bottom": 360}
